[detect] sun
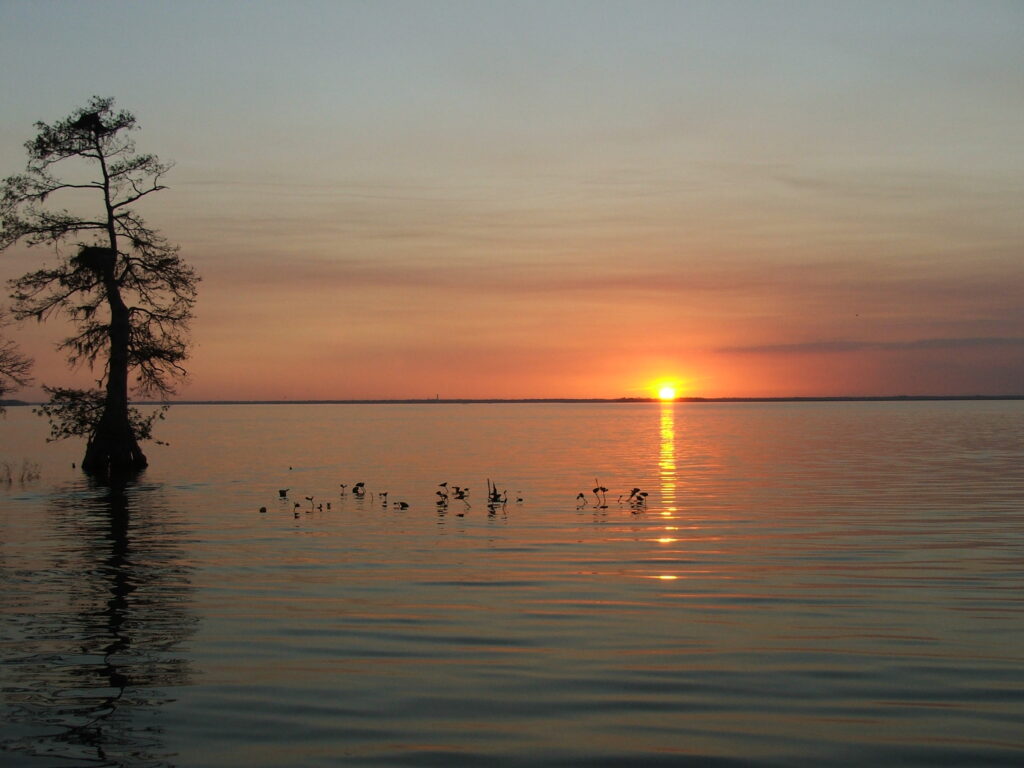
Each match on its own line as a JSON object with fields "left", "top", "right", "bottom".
{"left": 658, "top": 385, "right": 677, "bottom": 401}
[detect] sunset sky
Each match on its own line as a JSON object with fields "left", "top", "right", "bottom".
{"left": 2, "top": 0, "right": 1022, "bottom": 400}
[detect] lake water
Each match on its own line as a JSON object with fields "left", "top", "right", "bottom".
{"left": 1, "top": 401, "right": 1023, "bottom": 766}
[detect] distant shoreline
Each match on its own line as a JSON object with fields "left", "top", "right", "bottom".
{"left": 5, "top": 395, "right": 1024, "bottom": 407}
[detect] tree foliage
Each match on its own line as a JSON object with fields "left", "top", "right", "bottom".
{"left": 1, "top": 97, "right": 198, "bottom": 475}
{"left": 33, "top": 386, "right": 166, "bottom": 443}
{"left": 0, "top": 311, "right": 33, "bottom": 414}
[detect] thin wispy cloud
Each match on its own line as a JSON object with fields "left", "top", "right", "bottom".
{"left": 720, "top": 337, "right": 1024, "bottom": 355}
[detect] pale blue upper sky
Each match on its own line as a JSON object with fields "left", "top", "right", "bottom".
{"left": 2, "top": 1, "right": 1023, "bottom": 398}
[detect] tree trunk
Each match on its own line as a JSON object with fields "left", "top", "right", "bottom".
{"left": 81, "top": 265, "right": 148, "bottom": 479}
{"left": 81, "top": 406, "right": 148, "bottom": 478}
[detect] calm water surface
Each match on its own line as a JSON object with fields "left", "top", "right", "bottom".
{"left": 2, "top": 402, "right": 1023, "bottom": 766}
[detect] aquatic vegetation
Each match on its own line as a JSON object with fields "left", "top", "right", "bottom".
{"left": 0, "top": 458, "right": 41, "bottom": 486}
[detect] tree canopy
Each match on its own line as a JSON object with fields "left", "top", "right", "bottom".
{"left": 0, "top": 311, "right": 33, "bottom": 414}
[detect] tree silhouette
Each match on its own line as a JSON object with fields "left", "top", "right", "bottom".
{"left": 0, "top": 310, "right": 33, "bottom": 414}
{"left": 1, "top": 97, "right": 198, "bottom": 477}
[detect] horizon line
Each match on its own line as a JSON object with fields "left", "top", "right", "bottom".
{"left": 6, "top": 395, "right": 1024, "bottom": 407}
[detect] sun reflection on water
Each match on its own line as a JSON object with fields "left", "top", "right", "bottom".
{"left": 654, "top": 402, "right": 683, "bottom": 580}
{"left": 659, "top": 401, "right": 677, "bottom": 518}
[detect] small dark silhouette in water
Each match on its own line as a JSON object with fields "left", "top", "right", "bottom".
{"left": 627, "top": 489, "right": 649, "bottom": 512}
{"left": 487, "top": 479, "right": 507, "bottom": 509}
{"left": 279, "top": 488, "right": 289, "bottom": 498}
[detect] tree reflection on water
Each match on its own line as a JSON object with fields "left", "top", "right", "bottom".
{"left": 1, "top": 480, "right": 196, "bottom": 767}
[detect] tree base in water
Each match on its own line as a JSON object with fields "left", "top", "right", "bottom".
{"left": 81, "top": 435, "right": 148, "bottom": 479}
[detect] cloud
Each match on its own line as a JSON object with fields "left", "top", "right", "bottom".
{"left": 719, "top": 337, "right": 1024, "bottom": 355}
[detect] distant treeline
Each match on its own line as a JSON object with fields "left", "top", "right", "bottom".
{"left": 73, "top": 395, "right": 1024, "bottom": 406}
{"left": 4, "top": 395, "right": 1023, "bottom": 407}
